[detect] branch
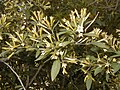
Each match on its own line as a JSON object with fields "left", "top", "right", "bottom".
{"left": 0, "top": 59, "right": 26, "bottom": 90}
{"left": 115, "top": 0, "right": 119, "bottom": 10}
{"left": 26, "top": 59, "right": 50, "bottom": 88}
{"left": 84, "top": 12, "right": 99, "bottom": 32}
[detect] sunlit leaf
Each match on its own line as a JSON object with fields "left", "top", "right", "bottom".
{"left": 1, "top": 14, "right": 6, "bottom": 23}
{"left": 26, "top": 48, "right": 36, "bottom": 51}
{"left": 35, "top": 50, "right": 41, "bottom": 58}
{"left": 59, "top": 41, "right": 72, "bottom": 47}
{"left": 51, "top": 59, "right": 61, "bottom": 81}
{"left": 0, "top": 34, "right": 3, "bottom": 40}
{"left": 8, "top": 52, "right": 15, "bottom": 59}
{"left": 65, "top": 57, "right": 77, "bottom": 64}
{"left": 15, "top": 32, "right": 23, "bottom": 42}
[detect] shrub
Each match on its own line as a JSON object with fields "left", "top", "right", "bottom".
{"left": 0, "top": 0, "right": 120, "bottom": 90}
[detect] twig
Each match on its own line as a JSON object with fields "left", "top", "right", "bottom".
{"left": 0, "top": 60, "right": 26, "bottom": 90}
{"left": 25, "top": 74, "right": 30, "bottom": 88}
{"left": 71, "top": 81, "right": 79, "bottom": 90}
{"left": 26, "top": 59, "right": 50, "bottom": 88}
{"left": 84, "top": 12, "right": 99, "bottom": 32}
{"left": 115, "top": 0, "right": 119, "bottom": 10}
{"left": 25, "top": 66, "right": 30, "bottom": 89}
{"left": 105, "top": 0, "right": 109, "bottom": 7}
{"left": 87, "top": 0, "right": 97, "bottom": 7}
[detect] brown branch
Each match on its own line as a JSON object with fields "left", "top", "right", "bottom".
{"left": 26, "top": 59, "right": 50, "bottom": 88}
{"left": 0, "top": 59, "right": 26, "bottom": 90}
{"left": 25, "top": 74, "right": 30, "bottom": 88}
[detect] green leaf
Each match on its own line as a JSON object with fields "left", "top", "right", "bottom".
{"left": 106, "top": 74, "right": 109, "bottom": 82}
{"left": 0, "top": 50, "right": 10, "bottom": 57}
{"left": 26, "top": 48, "right": 36, "bottom": 51}
{"left": 86, "top": 77, "right": 92, "bottom": 90}
{"left": 35, "top": 50, "right": 41, "bottom": 58}
{"left": 35, "top": 50, "right": 51, "bottom": 61}
{"left": 94, "top": 67, "right": 103, "bottom": 76}
{"left": 58, "top": 29, "right": 73, "bottom": 35}
{"left": 111, "top": 63, "right": 120, "bottom": 74}
{"left": 51, "top": 59, "right": 61, "bottom": 81}
{"left": 112, "top": 51, "right": 120, "bottom": 57}
{"left": 25, "top": 9, "right": 30, "bottom": 19}
{"left": 91, "top": 42, "right": 109, "bottom": 49}
{"left": 59, "top": 41, "right": 72, "bottom": 47}
{"left": 115, "top": 51, "right": 120, "bottom": 55}
{"left": 84, "top": 33, "right": 97, "bottom": 37}
{"left": 118, "top": 74, "right": 120, "bottom": 79}
{"left": 90, "top": 47, "right": 99, "bottom": 52}
{"left": 111, "top": 55, "right": 120, "bottom": 58}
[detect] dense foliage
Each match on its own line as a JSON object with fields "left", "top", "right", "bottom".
{"left": 47, "top": 0, "right": 120, "bottom": 34}
{"left": 0, "top": 0, "right": 120, "bottom": 90}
